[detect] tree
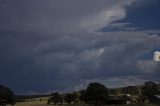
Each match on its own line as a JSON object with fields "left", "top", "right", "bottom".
{"left": 64, "top": 92, "right": 80, "bottom": 104}
{"left": 108, "top": 89, "right": 117, "bottom": 96}
{"left": 79, "top": 90, "right": 86, "bottom": 103}
{"left": 47, "top": 92, "right": 63, "bottom": 105}
{"left": 122, "top": 86, "right": 139, "bottom": 95}
{"left": 142, "top": 81, "right": 160, "bottom": 96}
{"left": 83, "top": 82, "right": 109, "bottom": 106}
{"left": 0, "top": 85, "right": 15, "bottom": 106}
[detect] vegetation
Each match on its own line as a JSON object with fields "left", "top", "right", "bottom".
{"left": 64, "top": 92, "right": 80, "bottom": 104}
{"left": 83, "top": 82, "right": 109, "bottom": 105}
{"left": 48, "top": 92, "right": 63, "bottom": 105}
{"left": 0, "top": 85, "right": 15, "bottom": 106}
{"left": 142, "top": 81, "right": 160, "bottom": 96}
{"left": 47, "top": 82, "right": 109, "bottom": 106}
{"left": 138, "top": 81, "right": 160, "bottom": 104}
{"left": 13, "top": 102, "right": 160, "bottom": 106}
{"left": 46, "top": 81, "right": 160, "bottom": 106}
{"left": 1, "top": 81, "right": 160, "bottom": 106}
{"left": 122, "top": 86, "right": 139, "bottom": 95}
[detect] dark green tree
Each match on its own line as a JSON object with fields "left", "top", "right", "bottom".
{"left": 142, "top": 81, "right": 160, "bottom": 96}
{"left": 47, "top": 92, "right": 63, "bottom": 105}
{"left": 72, "top": 92, "right": 80, "bottom": 104}
{"left": 83, "top": 82, "right": 109, "bottom": 106}
{"left": 0, "top": 85, "right": 15, "bottom": 106}
{"left": 79, "top": 90, "right": 86, "bottom": 103}
{"left": 108, "top": 88, "right": 117, "bottom": 96}
{"left": 122, "top": 86, "right": 139, "bottom": 95}
{"left": 64, "top": 92, "right": 80, "bottom": 104}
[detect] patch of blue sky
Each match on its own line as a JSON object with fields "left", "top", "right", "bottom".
{"left": 100, "top": 0, "right": 160, "bottom": 32}
{"left": 138, "top": 48, "right": 160, "bottom": 60}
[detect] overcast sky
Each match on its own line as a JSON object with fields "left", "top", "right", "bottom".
{"left": 0, "top": 0, "right": 160, "bottom": 94}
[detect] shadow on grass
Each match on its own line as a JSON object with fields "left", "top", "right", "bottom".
{"left": 46, "top": 104, "right": 160, "bottom": 106}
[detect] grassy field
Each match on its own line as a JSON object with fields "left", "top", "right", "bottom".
{"left": 15, "top": 101, "right": 47, "bottom": 106}
{"left": 6, "top": 101, "right": 160, "bottom": 106}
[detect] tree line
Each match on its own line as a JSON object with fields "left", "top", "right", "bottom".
{"left": 0, "top": 85, "right": 15, "bottom": 106}
{"left": 0, "top": 81, "right": 160, "bottom": 106}
{"left": 48, "top": 82, "right": 109, "bottom": 105}
{"left": 47, "top": 81, "right": 160, "bottom": 105}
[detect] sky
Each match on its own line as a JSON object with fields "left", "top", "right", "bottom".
{"left": 0, "top": 0, "right": 160, "bottom": 95}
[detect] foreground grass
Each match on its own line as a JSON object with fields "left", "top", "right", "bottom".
{"left": 7, "top": 101, "right": 47, "bottom": 106}
{"left": 6, "top": 101, "right": 160, "bottom": 106}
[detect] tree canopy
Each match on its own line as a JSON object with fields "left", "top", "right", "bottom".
{"left": 0, "top": 85, "right": 15, "bottom": 106}
{"left": 83, "top": 82, "right": 109, "bottom": 105}
{"left": 48, "top": 92, "right": 63, "bottom": 105}
{"left": 142, "top": 81, "right": 160, "bottom": 96}
{"left": 64, "top": 92, "right": 80, "bottom": 104}
{"left": 122, "top": 86, "right": 139, "bottom": 95}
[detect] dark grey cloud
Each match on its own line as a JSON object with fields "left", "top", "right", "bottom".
{"left": 1, "top": 29, "right": 160, "bottom": 93}
{"left": 0, "top": 0, "right": 160, "bottom": 94}
{"left": 0, "top": 0, "right": 136, "bottom": 32}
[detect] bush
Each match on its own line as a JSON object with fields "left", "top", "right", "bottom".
{"left": 0, "top": 85, "right": 15, "bottom": 106}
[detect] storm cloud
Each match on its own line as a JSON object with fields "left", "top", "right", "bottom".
{"left": 0, "top": 0, "right": 160, "bottom": 94}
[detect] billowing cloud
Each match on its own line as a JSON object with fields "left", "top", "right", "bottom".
{"left": 1, "top": 29, "right": 160, "bottom": 93}
{"left": 0, "top": 0, "right": 160, "bottom": 94}
{"left": 0, "top": 0, "right": 136, "bottom": 32}
{"left": 154, "top": 51, "right": 160, "bottom": 61}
